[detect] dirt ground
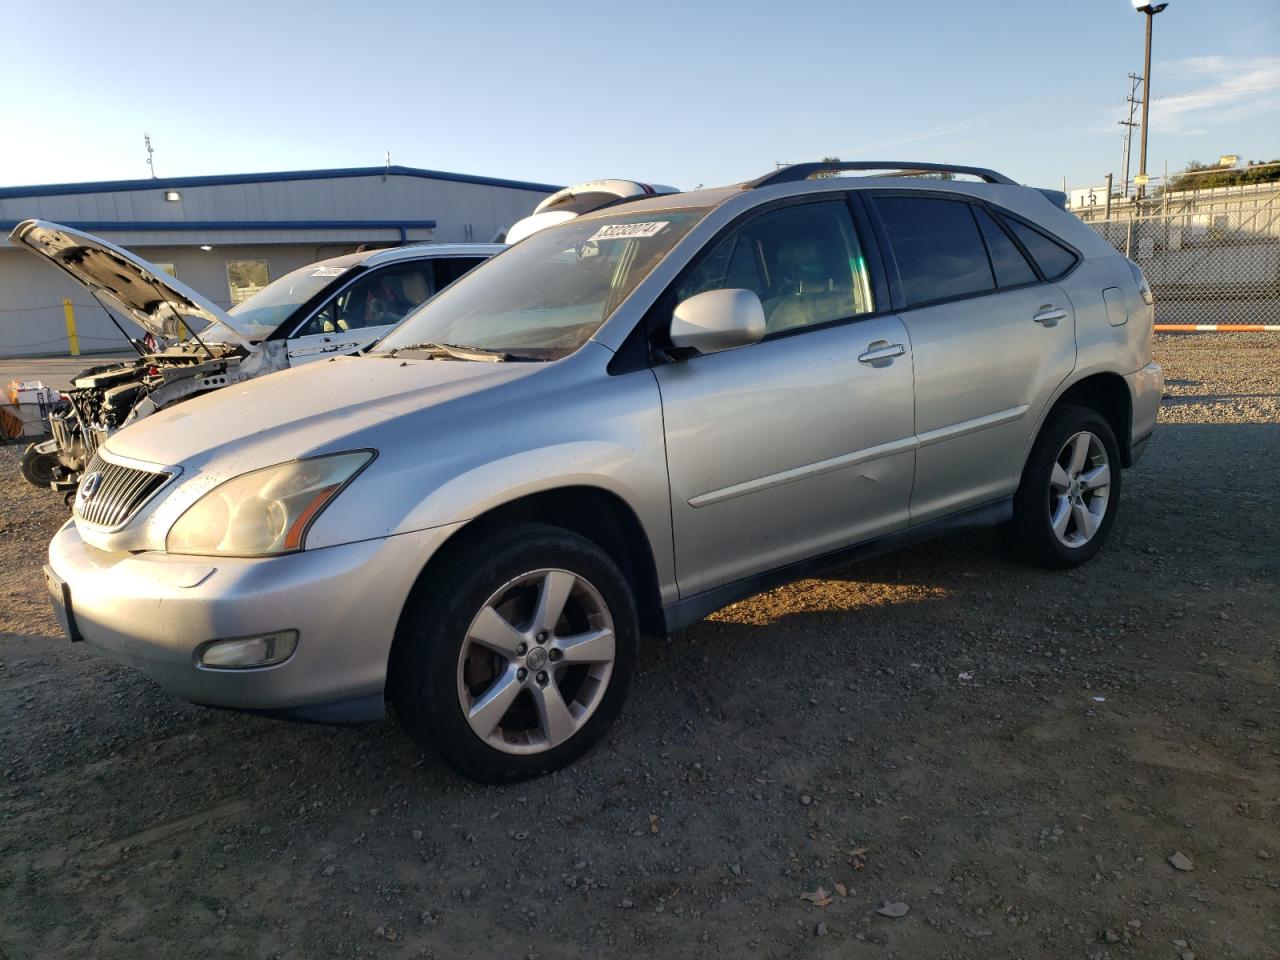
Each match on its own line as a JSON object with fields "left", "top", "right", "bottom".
{"left": 1, "top": 334, "right": 1276, "bottom": 960}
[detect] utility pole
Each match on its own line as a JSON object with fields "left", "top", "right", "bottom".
{"left": 1105, "top": 172, "right": 1114, "bottom": 219}
{"left": 1119, "top": 72, "right": 1142, "bottom": 200}
{"left": 1132, "top": 1, "right": 1170, "bottom": 199}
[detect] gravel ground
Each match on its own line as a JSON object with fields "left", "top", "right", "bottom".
{"left": 1, "top": 334, "right": 1277, "bottom": 959}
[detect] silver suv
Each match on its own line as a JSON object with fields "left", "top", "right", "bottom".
{"left": 44, "top": 161, "right": 1163, "bottom": 781}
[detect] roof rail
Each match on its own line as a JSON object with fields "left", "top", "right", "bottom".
{"left": 746, "top": 161, "right": 1017, "bottom": 189}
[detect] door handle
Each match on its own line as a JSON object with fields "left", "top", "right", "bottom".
{"left": 1034, "top": 306, "right": 1067, "bottom": 326}
{"left": 858, "top": 341, "right": 905, "bottom": 364}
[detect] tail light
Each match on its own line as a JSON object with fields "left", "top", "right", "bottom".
{"left": 1126, "top": 259, "right": 1154, "bottom": 305}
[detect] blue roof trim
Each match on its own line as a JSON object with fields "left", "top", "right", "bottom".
{"left": 0, "top": 218, "right": 437, "bottom": 233}
{"left": 0, "top": 165, "right": 562, "bottom": 199}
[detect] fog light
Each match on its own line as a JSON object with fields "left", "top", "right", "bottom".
{"left": 197, "top": 630, "right": 297, "bottom": 669}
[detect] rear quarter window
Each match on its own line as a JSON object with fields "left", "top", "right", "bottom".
{"left": 1003, "top": 218, "right": 1079, "bottom": 280}
{"left": 972, "top": 206, "right": 1038, "bottom": 288}
{"left": 873, "top": 195, "right": 995, "bottom": 307}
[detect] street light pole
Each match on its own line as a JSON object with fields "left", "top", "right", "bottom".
{"left": 1133, "top": 1, "right": 1169, "bottom": 199}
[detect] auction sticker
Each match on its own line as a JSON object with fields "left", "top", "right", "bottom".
{"left": 589, "top": 221, "right": 669, "bottom": 241}
{"left": 310, "top": 266, "right": 348, "bottom": 278}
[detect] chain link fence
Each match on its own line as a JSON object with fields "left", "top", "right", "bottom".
{"left": 1073, "top": 182, "right": 1280, "bottom": 327}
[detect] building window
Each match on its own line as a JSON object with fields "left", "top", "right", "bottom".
{"left": 152, "top": 263, "right": 177, "bottom": 277}
{"left": 227, "top": 260, "right": 270, "bottom": 305}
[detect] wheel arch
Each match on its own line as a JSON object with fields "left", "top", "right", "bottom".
{"left": 388, "top": 484, "right": 666, "bottom": 695}
{"left": 1031, "top": 370, "right": 1135, "bottom": 468}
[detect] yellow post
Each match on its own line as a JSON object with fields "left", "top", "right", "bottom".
{"left": 63, "top": 298, "right": 80, "bottom": 356}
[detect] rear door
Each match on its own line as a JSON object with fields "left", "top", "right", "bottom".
{"left": 867, "top": 193, "right": 1077, "bottom": 522}
{"left": 655, "top": 198, "right": 916, "bottom": 597}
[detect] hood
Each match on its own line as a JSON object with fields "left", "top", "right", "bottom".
{"left": 103, "top": 351, "right": 545, "bottom": 467}
{"left": 8, "top": 219, "right": 251, "bottom": 347}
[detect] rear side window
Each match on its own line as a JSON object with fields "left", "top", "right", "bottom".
{"left": 1004, "top": 218, "right": 1078, "bottom": 280}
{"left": 874, "top": 196, "right": 994, "bottom": 306}
{"left": 972, "top": 206, "right": 1038, "bottom": 288}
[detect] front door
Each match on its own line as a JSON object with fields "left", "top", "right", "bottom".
{"left": 286, "top": 260, "right": 445, "bottom": 363}
{"left": 654, "top": 199, "right": 917, "bottom": 598}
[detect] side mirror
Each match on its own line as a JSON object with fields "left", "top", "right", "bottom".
{"left": 669, "top": 288, "right": 766, "bottom": 357}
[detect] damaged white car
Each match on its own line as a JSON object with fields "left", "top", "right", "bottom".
{"left": 12, "top": 179, "right": 676, "bottom": 493}
{"left": 10, "top": 220, "right": 501, "bottom": 491}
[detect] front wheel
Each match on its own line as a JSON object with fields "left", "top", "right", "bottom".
{"left": 1010, "top": 405, "right": 1121, "bottom": 569}
{"left": 390, "top": 522, "right": 638, "bottom": 782}
{"left": 20, "top": 444, "right": 61, "bottom": 488}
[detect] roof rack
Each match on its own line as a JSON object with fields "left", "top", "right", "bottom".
{"left": 746, "top": 161, "right": 1016, "bottom": 189}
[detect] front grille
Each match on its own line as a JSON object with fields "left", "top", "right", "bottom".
{"left": 75, "top": 453, "right": 171, "bottom": 528}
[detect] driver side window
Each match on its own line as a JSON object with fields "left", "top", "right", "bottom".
{"left": 295, "top": 263, "right": 437, "bottom": 337}
{"left": 677, "top": 200, "right": 874, "bottom": 335}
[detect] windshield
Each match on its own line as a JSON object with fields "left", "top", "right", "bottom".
{"left": 375, "top": 208, "right": 709, "bottom": 360}
{"left": 202, "top": 261, "right": 356, "bottom": 342}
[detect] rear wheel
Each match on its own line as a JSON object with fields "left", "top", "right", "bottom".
{"left": 1011, "top": 405, "right": 1121, "bottom": 569}
{"left": 20, "top": 444, "right": 60, "bottom": 488}
{"left": 390, "top": 522, "right": 638, "bottom": 782}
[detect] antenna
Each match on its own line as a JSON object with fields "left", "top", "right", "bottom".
{"left": 383, "top": 149, "right": 391, "bottom": 182}
{"left": 145, "top": 133, "right": 157, "bottom": 179}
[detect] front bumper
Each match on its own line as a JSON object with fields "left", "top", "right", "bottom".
{"left": 1126, "top": 361, "right": 1163, "bottom": 465}
{"left": 46, "top": 520, "right": 463, "bottom": 720}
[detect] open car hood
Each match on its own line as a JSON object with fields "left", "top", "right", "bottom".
{"left": 8, "top": 219, "right": 251, "bottom": 347}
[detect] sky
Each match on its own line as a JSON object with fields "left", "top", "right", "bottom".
{"left": 1, "top": 0, "right": 1277, "bottom": 193}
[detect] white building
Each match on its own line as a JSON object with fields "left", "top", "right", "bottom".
{"left": 1068, "top": 184, "right": 1114, "bottom": 210}
{"left": 0, "top": 165, "right": 558, "bottom": 357}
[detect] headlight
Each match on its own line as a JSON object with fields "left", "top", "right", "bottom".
{"left": 166, "top": 451, "right": 374, "bottom": 557}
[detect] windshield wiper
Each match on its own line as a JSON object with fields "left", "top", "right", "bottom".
{"left": 387, "top": 341, "right": 515, "bottom": 362}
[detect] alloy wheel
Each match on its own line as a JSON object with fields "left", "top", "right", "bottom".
{"left": 1048, "top": 431, "right": 1112, "bottom": 548}
{"left": 456, "top": 568, "right": 616, "bottom": 755}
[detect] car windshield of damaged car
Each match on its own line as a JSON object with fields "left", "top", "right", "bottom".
{"left": 375, "top": 210, "right": 709, "bottom": 361}
{"left": 202, "top": 262, "right": 351, "bottom": 343}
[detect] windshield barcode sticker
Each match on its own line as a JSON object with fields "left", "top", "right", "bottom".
{"left": 310, "top": 266, "right": 348, "bottom": 277}
{"left": 588, "top": 221, "right": 670, "bottom": 242}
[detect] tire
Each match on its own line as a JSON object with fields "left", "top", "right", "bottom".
{"left": 1010, "top": 405, "right": 1122, "bottom": 569}
{"left": 390, "top": 522, "right": 638, "bottom": 783}
{"left": 20, "top": 444, "right": 60, "bottom": 488}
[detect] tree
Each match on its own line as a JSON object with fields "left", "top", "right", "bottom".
{"left": 813, "top": 156, "right": 843, "bottom": 179}
{"left": 1165, "top": 159, "right": 1280, "bottom": 192}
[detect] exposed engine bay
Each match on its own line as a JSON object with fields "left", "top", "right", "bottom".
{"left": 31, "top": 340, "right": 287, "bottom": 489}
{"left": 7, "top": 218, "right": 279, "bottom": 492}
